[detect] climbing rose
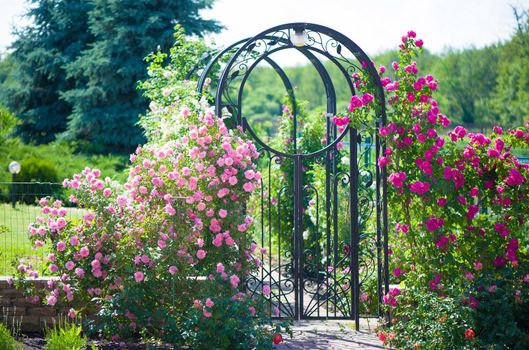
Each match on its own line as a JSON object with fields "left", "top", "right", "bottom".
{"left": 134, "top": 271, "right": 144, "bottom": 282}
{"left": 464, "top": 328, "right": 475, "bottom": 340}
{"left": 197, "top": 249, "right": 206, "bottom": 260}
{"left": 57, "top": 241, "right": 66, "bottom": 251}
{"left": 348, "top": 95, "right": 363, "bottom": 112}
{"left": 79, "top": 246, "right": 90, "bottom": 258}
{"left": 273, "top": 333, "right": 283, "bottom": 345}
{"left": 229, "top": 274, "right": 240, "bottom": 288}
{"left": 378, "top": 332, "right": 387, "bottom": 343}
{"left": 263, "top": 284, "right": 271, "bottom": 296}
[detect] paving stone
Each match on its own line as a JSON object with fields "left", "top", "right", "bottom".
{"left": 276, "top": 320, "right": 385, "bottom": 350}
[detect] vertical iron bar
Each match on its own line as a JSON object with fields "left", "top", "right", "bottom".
{"left": 314, "top": 187, "right": 321, "bottom": 318}
{"left": 260, "top": 173, "right": 268, "bottom": 313}
{"left": 382, "top": 133, "right": 390, "bottom": 322}
{"left": 331, "top": 113, "right": 339, "bottom": 319}
{"left": 364, "top": 136, "right": 371, "bottom": 168}
{"left": 332, "top": 166, "right": 339, "bottom": 318}
{"left": 277, "top": 186, "right": 283, "bottom": 317}
{"left": 325, "top": 120, "right": 332, "bottom": 319}
{"left": 292, "top": 109, "right": 297, "bottom": 154}
{"left": 376, "top": 130, "right": 383, "bottom": 318}
{"left": 294, "top": 155, "right": 303, "bottom": 319}
{"left": 267, "top": 159, "right": 274, "bottom": 316}
{"left": 172, "top": 201, "right": 177, "bottom": 349}
{"left": 350, "top": 128, "right": 360, "bottom": 329}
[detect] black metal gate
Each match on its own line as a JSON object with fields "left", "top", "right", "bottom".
{"left": 192, "top": 23, "right": 388, "bottom": 328}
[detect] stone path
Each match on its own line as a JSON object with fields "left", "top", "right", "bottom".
{"left": 276, "top": 320, "right": 385, "bottom": 350}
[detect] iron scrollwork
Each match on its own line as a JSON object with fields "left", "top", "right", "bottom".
{"left": 201, "top": 23, "right": 388, "bottom": 327}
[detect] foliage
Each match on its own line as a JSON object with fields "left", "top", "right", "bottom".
{"left": 0, "top": 139, "right": 127, "bottom": 186}
{"left": 234, "top": 11, "right": 529, "bottom": 130}
{"left": 384, "top": 285, "right": 475, "bottom": 350}
{"left": 431, "top": 46, "right": 500, "bottom": 125}
{"left": 13, "top": 33, "right": 288, "bottom": 349}
{"left": 0, "top": 323, "right": 21, "bottom": 350}
{"left": 61, "top": 1, "right": 221, "bottom": 153}
{"left": 44, "top": 321, "right": 87, "bottom": 350}
{"left": 18, "top": 158, "right": 59, "bottom": 183}
{"left": 0, "top": 104, "right": 16, "bottom": 142}
{"left": 182, "top": 294, "right": 291, "bottom": 350}
{"left": 15, "top": 157, "right": 60, "bottom": 204}
{"left": 2, "top": 4, "right": 528, "bottom": 152}
{"left": 1, "top": 0, "right": 220, "bottom": 153}
{"left": 487, "top": 9, "right": 529, "bottom": 127}
{"left": 3, "top": 0, "right": 94, "bottom": 144}
{"left": 0, "top": 143, "right": 126, "bottom": 204}
{"left": 343, "top": 31, "right": 529, "bottom": 349}
{"left": 138, "top": 25, "right": 212, "bottom": 133}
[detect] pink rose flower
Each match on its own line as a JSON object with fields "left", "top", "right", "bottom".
{"left": 205, "top": 298, "right": 214, "bottom": 308}
{"left": 216, "top": 263, "right": 225, "bottom": 274}
{"left": 69, "top": 236, "right": 79, "bottom": 246}
{"left": 65, "top": 261, "right": 75, "bottom": 270}
{"left": 197, "top": 249, "right": 206, "bottom": 260}
{"left": 263, "top": 284, "right": 271, "bottom": 297}
{"left": 134, "top": 271, "right": 144, "bottom": 282}
{"left": 230, "top": 274, "right": 240, "bottom": 289}
{"left": 46, "top": 295, "right": 57, "bottom": 306}
{"left": 79, "top": 246, "right": 90, "bottom": 258}
{"left": 57, "top": 241, "right": 66, "bottom": 252}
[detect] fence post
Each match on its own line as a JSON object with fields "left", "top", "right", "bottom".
{"left": 8, "top": 161, "right": 21, "bottom": 209}
{"left": 11, "top": 174, "right": 16, "bottom": 209}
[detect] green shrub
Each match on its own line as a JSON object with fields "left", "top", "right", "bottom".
{"left": 0, "top": 104, "right": 16, "bottom": 144}
{"left": 182, "top": 293, "right": 291, "bottom": 350}
{"left": 14, "top": 157, "right": 61, "bottom": 204}
{"left": 44, "top": 322, "right": 87, "bottom": 350}
{"left": 0, "top": 323, "right": 21, "bottom": 350}
{"left": 0, "top": 138, "right": 128, "bottom": 185}
{"left": 382, "top": 282, "right": 476, "bottom": 350}
{"left": 18, "top": 157, "right": 59, "bottom": 183}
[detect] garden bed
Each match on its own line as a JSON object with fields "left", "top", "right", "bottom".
{"left": 18, "top": 334, "right": 175, "bottom": 350}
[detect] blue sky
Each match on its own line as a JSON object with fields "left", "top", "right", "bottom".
{"left": 2, "top": 0, "right": 529, "bottom": 65}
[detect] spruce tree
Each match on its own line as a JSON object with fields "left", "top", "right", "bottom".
{"left": 4, "top": 0, "right": 94, "bottom": 144}
{"left": 62, "top": 0, "right": 221, "bottom": 153}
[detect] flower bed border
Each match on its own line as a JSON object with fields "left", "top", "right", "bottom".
{"left": 0, "top": 277, "right": 76, "bottom": 333}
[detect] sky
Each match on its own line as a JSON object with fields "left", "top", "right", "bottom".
{"left": 1, "top": 0, "right": 529, "bottom": 65}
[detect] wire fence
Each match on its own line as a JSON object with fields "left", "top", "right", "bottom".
{"left": 1, "top": 154, "right": 528, "bottom": 277}
{"left": 0, "top": 182, "right": 82, "bottom": 276}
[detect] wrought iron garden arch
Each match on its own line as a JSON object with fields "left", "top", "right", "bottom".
{"left": 192, "top": 23, "right": 389, "bottom": 329}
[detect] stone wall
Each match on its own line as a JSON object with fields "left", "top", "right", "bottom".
{"left": 0, "top": 277, "right": 70, "bottom": 333}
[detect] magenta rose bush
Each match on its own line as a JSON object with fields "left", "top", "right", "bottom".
{"left": 340, "top": 32, "right": 529, "bottom": 349}
{"left": 13, "top": 32, "right": 289, "bottom": 349}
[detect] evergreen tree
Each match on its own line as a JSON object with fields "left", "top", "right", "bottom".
{"left": 3, "top": 0, "right": 94, "bottom": 144}
{"left": 487, "top": 8, "right": 529, "bottom": 126}
{"left": 61, "top": 0, "right": 221, "bottom": 153}
{"left": 429, "top": 46, "right": 500, "bottom": 126}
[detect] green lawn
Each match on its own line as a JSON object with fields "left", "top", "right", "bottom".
{"left": 0, "top": 203, "right": 83, "bottom": 276}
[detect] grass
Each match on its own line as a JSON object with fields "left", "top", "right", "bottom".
{"left": 0, "top": 203, "right": 42, "bottom": 276}
{"left": 0, "top": 203, "right": 83, "bottom": 276}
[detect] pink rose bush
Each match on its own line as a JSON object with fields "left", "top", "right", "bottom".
{"left": 14, "top": 32, "right": 289, "bottom": 348}
{"left": 338, "top": 32, "right": 529, "bottom": 349}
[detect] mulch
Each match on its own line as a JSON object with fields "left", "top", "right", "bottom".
{"left": 20, "top": 333, "right": 175, "bottom": 350}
